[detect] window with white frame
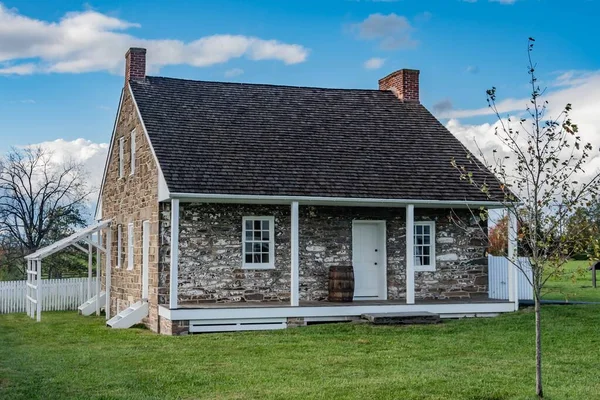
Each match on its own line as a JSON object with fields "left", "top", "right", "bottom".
{"left": 130, "top": 129, "right": 136, "bottom": 175}
{"left": 242, "top": 216, "right": 274, "bottom": 269}
{"left": 118, "top": 137, "right": 125, "bottom": 179}
{"left": 414, "top": 221, "right": 435, "bottom": 271}
{"left": 116, "top": 224, "right": 122, "bottom": 268}
{"left": 127, "top": 223, "right": 134, "bottom": 270}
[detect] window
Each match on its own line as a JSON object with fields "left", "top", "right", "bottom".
{"left": 414, "top": 221, "right": 435, "bottom": 271}
{"left": 127, "top": 223, "right": 134, "bottom": 270}
{"left": 118, "top": 137, "right": 124, "bottom": 179}
{"left": 130, "top": 130, "right": 136, "bottom": 175}
{"left": 116, "top": 225, "right": 122, "bottom": 268}
{"left": 242, "top": 216, "right": 274, "bottom": 269}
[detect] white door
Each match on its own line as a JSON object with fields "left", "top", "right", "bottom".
{"left": 352, "top": 221, "right": 386, "bottom": 300}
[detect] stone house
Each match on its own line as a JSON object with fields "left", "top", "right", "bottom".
{"left": 90, "top": 47, "right": 519, "bottom": 335}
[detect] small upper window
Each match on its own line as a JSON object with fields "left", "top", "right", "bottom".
{"left": 130, "top": 129, "right": 136, "bottom": 176}
{"left": 242, "top": 216, "right": 275, "bottom": 269}
{"left": 118, "top": 137, "right": 125, "bottom": 179}
{"left": 414, "top": 221, "right": 435, "bottom": 272}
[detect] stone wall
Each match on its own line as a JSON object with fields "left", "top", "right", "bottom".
{"left": 163, "top": 204, "right": 292, "bottom": 304}
{"left": 101, "top": 87, "right": 161, "bottom": 332}
{"left": 167, "top": 204, "right": 488, "bottom": 304}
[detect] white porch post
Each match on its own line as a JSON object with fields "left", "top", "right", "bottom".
{"left": 26, "top": 260, "right": 30, "bottom": 318}
{"left": 507, "top": 209, "right": 519, "bottom": 310}
{"left": 406, "top": 204, "right": 415, "bottom": 304}
{"left": 290, "top": 201, "right": 299, "bottom": 307}
{"left": 87, "top": 238, "right": 92, "bottom": 299}
{"left": 105, "top": 227, "right": 112, "bottom": 320}
{"left": 36, "top": 259, "right": 41, "bottom": 322}
{"left": 96, "top": 234, "right": 101, "bottom": 316}
{"left": 169, "top": 199, "right": 180, "bottom": 309}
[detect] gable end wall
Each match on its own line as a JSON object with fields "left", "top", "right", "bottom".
{"left": 101, "top": 87, "right": 160, "bottom": 332}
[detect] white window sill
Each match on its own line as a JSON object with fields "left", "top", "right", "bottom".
{"left": 242, "top": 265, "right": 275, "bottom": 270}
{"left": 415, "top": 266, "right": 436, "bottom": 272}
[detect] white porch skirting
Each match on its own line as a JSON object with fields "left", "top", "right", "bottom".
{"left": 159, "top": 301, "right": 515, "bottom": 322}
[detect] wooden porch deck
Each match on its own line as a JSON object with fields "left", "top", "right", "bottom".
{"left": 177, "top": 295, "right": 505, "bottom": 309}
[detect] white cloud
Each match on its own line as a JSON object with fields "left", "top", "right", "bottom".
{"left": 0, "top": 4, "right": 309, "bottom": 75}
{"left": 446, "top": 70, "right": 600, "bottom": 188}
{"left": 28, "top": 138, "right": 108, "bottom": 203}
{"left": 224, "top": 68, "right": 244, "bottom": 78}
{"left": 0, "top": 63, "right": 36, "bottom": 75}
{"left": 363, "top": 57, "right": 385, "bottom": 70}
{"left": 441, "top": 71, "right": 600, "bottom": 120}
{"left": 353, "top": 13, "right": 417, "bottom": 50}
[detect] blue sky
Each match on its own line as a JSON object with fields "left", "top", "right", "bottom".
{"left": 0, "top": 0, "right": 599, "bottom": 191}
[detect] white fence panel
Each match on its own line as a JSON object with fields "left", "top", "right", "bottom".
{"left": 488, "top": 255, "right": 533, "bottom": 300}
{"left": 0, "top": 278, "right": 97, "bottom": 314}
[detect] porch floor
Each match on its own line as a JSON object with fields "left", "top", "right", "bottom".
{"left": 177, "top": 295, "right": 506, "bottom": 309}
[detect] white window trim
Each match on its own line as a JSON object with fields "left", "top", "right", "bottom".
{"left": 118, "top": 137, "right": 125, "bottom": 179}
{"left": 116, "top": 224, "right": 122, "bottom": 269}
{"left": 127, "top": 223, "right": 134, "bottom": 271}
{"left": 130, "top": 129, "right": 136, "bottom": 176}
{"left": 242, "top": 216, "right": 275, "bottom": 270}
{"left": 414, "top": 221, "right": 436, "bottom": 272}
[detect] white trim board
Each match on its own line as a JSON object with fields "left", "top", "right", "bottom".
{"left": 169, "top": 193, "right": 504, "bottom": 208}
{"left": 159, "top": 302, "right": 515, "bottom": 321}
{"left": 95, "top": 89, "right": 124, "bottom": 221}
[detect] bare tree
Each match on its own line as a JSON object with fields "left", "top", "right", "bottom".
{"left": 0, "top": 146, "right": 92, "bottom": 279}
{"left": 452, "top": 38, "right": 600, "bottom": 399}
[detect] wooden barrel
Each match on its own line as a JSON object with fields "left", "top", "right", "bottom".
{"left": 328, "top": 265, "right": 355, "bottom": 302}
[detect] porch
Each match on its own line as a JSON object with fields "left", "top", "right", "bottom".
{"left": 158, "top": 297, "right": 515, "bottom": 333}
{"left": 165, "top": 199, "right": 522, "bottom": 314}
{"left": 176, "top": 295, "right": 506, "bottom": 308}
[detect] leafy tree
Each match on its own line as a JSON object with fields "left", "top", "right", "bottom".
{"left": 453, "top": 38, "right": 600, "bottom": 399}
{"left": 488, "top": 215, "right": 508, "bottom": 256}
{"left": 564, "top": 207, "right": 599, "bottom": 258}
{"left": 0, "top": 146, "right": 92, "bottom": 279}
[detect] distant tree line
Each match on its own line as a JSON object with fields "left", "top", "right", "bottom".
{"left": 488, "top": 204, "right": 600, "bottom": 261}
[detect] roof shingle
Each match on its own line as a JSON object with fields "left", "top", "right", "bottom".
{"left": 130, "top": 76, "right": 501, "bottom": 202}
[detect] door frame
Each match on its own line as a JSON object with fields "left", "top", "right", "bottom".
{"left": 351, "top": 220, "right": 387, "bottom": 301}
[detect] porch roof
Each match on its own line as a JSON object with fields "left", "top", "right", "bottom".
{"left": 25, "top": 220, "right": 111, "bottom": 260}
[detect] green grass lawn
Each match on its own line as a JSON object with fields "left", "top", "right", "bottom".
{"left": 542, "top": 260, "right": 600, "bottom": 302}
{"left": 1, "top": 307, "right": 600, "bottom": 400}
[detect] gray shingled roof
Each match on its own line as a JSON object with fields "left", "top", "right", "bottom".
{"left": 129, "top": 76, "right": 501, "bottom": 202}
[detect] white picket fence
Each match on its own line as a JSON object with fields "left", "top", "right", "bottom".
{"left": 488, "top": 255, "right": 534, "bottom": 300}
{"left": 0, "top": 277, "right": 97, "bottom": 314}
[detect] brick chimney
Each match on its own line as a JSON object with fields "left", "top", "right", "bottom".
{"left": 378, "top": 69, "right": 420, "bottom": 102}
{"left": 125, "top": 47, "right": 146, "bottom": 85}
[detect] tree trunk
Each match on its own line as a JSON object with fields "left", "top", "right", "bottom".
{"left": 535, "top": 295, "right": 543, "bottom": 399}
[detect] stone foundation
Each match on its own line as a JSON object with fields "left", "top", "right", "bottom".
{"left": 286, "top": 317, "right": 306, "bottom": 328}
{"left": 159, "top": 317, "right": 189, "bottom": 336}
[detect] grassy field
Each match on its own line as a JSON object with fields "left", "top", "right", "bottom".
{"left": 1, "top": 307, "right": 600, "bottom": 400}
{"left": 542, "top": 259, "right": 600, "bottom": 302}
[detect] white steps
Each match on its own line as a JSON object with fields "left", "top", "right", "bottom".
{"left": 107, "top": 301, "right": 149, "bottom": 329}
{"left": 78, "top": 291, "right": 106, "bottom": 316}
